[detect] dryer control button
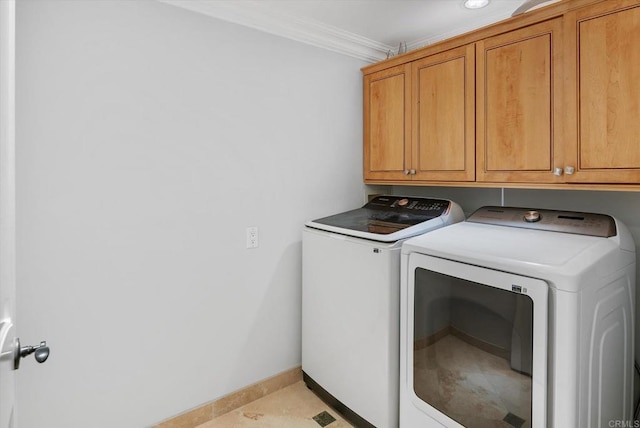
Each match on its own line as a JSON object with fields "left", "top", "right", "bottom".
{"left": 524, "top": 211, "right": 541, "bottom": 223}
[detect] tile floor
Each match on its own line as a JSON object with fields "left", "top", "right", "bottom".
{"left": 194, "top": 334, "right": 531, "bottom": 427}
{"left": 196, "top": 381, "right": 354, "bottom": 428}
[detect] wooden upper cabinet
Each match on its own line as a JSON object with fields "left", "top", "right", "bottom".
{"left": 476, "top": 18, "right": 564, "bottom": 183}
{"left": 363, "top": 64, "right": 411, "bottom": 181}
{"left": 363, "top": 47, "right": 474, "bottom": 183}
{"left": 564, "top": 0, "right": 640, "bottom": 183}
{"left": 412, "top": 44, "right": 475, "bottom": 181}
{"left": 362, "top": 0, "right": 640, "bottom": 189}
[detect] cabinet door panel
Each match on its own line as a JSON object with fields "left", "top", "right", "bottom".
{"left": 477, "top": 18, "right": 563, "bottom": 183}
{"left": 364, "top": 64, "right": 411, "bottom": 181}
{"left": 565, "top": 1, "right": 640, "bottom": 183}
{"left": 370, "top": 75, "right": 405, "bottom": 170}
{"left": 485, "top": 36, "right": 551, "bottom": 171}
{"left": 412, "top": 44, "right": 475, "bottom": 181}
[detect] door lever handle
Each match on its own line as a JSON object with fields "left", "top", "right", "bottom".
{"left": 14, "top": 338, "right": 50, "bottom": 369}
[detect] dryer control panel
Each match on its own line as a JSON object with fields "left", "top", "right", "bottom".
{"left": 467, "top": 206, "right": 616, "bottom": 237}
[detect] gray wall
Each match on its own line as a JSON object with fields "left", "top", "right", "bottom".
{"left": 15, "top": 1, "right": 365, "bottom": 426}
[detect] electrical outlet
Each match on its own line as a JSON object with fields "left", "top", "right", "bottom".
{"left": 246, "top": 226, "right": 259, "bottom": 249}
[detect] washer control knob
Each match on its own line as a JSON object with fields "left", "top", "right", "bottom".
{"left": 397, "top": 198, "right": 409, "bottom": 207}
{"left": 524, "top": 210, "right": 541, "bottom": 223}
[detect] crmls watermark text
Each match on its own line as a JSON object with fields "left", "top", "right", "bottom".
{"left": 609, "top": 420, "right": 640, "bottom": 428}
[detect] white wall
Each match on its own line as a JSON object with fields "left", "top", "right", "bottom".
{"left": 15, "top": 1, "right": 365, "bottom": 426}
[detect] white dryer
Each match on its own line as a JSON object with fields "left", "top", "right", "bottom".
{"left": 303, "top": 195, "right": 464, "bottom": 428}
{"left": 400, "top": 206, "right": 636, "bottom": 427}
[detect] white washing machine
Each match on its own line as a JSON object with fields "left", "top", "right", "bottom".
{"left": 400, "top": 206, "right": 636, "bottom": 427}
{"left": 302, "top": 195, "right": 464, "bottom": 428}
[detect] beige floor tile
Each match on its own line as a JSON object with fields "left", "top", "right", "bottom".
{"left": 197, "top": 381, "right": 353, "bottom": 428}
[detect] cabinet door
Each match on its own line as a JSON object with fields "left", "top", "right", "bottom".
{"left": 564, "top": 1, "right": 640, "bottom": 183}
{"left": 476, "top": 18, "right": 563, "bottom": 183}
{"left": 412, "top": 44, "right": 475, "bottom": 182}
{"left": 363, "top": 64, "right": 411, "bottom": 181}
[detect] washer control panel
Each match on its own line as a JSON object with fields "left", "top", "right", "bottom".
{"left": 310, "top": 195, "right": 453, "bottom": 237}
{"left": 366, "top": 196, "right": 450, "bottom": 216}
{"left": 467, "top": 206, "right": 616, "bottom": 237}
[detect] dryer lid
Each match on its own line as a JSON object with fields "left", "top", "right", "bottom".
{"left": 401, "top": 206, "right": 634, "bottom": 292}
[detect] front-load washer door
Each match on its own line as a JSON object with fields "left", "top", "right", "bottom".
{"left": 406, "top": 253, "right": 548, "bottom": 427}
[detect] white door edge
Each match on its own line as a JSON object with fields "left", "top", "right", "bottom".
{"left": 0, "top": 0, "right": 17, "bottom": 426}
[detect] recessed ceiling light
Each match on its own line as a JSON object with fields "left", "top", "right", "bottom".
{"left": 464, "top": 0, "right": 490, "bottom": 9}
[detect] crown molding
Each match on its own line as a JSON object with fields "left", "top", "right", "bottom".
{"left": 157, "top": 0, "right": 393, "bottom": 63}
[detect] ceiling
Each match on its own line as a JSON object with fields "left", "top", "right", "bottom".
{"left": 159, "top": 0, "right": 549, "bottom": 63}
